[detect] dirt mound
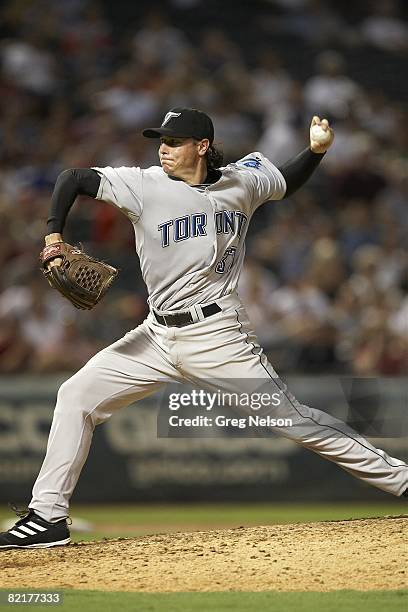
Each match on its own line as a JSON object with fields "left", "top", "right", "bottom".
{"left": 1, "top": 516, "right": 406, "bottom": 592}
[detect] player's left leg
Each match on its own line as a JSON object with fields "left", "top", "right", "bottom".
{"left": 28, "top": 320, "right": 184, "bottom": 524}
{"left": 176, "top": 294, "right": 408, "bottom": 497}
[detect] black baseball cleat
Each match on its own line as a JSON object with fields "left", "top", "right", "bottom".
{"left": 0, "top": 508, "right": 70, "bottom": 549}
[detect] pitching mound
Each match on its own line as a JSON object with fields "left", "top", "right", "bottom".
{"left": 1, "top": 516, "right": 406, "bottom": 592}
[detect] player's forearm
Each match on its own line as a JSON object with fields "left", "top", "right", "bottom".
{"left": 47, "top": 168, "right": 101, "bottom": 233}
{"left": 278, "top": 148, "right": 325, "bottom": 198}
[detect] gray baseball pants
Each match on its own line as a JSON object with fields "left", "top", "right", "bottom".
{"left": 30, "top": 292, "right": 408, "bottom": 521}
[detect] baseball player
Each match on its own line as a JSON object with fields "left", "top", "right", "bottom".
{"left": 1, "top": 108, "right": 406, "bottom": 549}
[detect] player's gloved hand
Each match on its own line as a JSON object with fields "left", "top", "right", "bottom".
{"left": 39, "top": 237, "right": 119, "bottom": 310}
{"left": 309, "top": 116, "right": 334, "bottom": 154}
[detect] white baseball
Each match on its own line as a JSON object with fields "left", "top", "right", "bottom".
{"left": 311, "top": 124, "right": 331, "bottom": 145}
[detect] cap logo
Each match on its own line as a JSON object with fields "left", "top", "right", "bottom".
{"left": 162, "top": 111, "right": 181, "bottom": 126}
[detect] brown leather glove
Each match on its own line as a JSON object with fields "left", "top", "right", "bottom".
{"left": 40, "top": 242, "right": 118, "bottom": 310}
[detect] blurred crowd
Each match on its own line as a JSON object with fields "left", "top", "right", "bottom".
{"left": 0, "top": 0, "right": 407, "bottom": 375}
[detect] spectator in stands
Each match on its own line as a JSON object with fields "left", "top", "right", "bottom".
{"left": 304, "top": 51, "right": 363, "bottom": 120}
{"left": 0, "top": 314, "right": 32, "bottom": 373}
{"left": 255, "top": 81, "right": 305, "bottom": 165}
{"left": 360, "top": 0, "right": 408, "bottom": 53}
{"left": 132, "top": 9, "right": 190, "bottom": 69}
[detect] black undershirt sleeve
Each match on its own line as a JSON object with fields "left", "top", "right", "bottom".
{"left": 278, "top": 147, "right": 325, "bottom": 198}
{"left": 47, "top": 168, "right": 101, "bottom": 234}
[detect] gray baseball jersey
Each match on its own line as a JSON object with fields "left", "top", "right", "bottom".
{"left": 92, "top": 153, "right": 286, "bottom": 311}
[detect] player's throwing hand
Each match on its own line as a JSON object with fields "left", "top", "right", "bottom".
{"left": 310, "top": 115, "right": 334, "bottom": 154}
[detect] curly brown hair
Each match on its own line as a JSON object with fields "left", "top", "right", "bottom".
{"left": 206, "top": 144, "right": 224, "bottom": 170}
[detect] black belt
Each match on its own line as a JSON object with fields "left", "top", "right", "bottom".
{"left": 153, "top": 302, "right": 221, "bottom": 327}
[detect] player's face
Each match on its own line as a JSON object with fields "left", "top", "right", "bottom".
{"left": 159, "top": 137, "right": 208, "bottom": 176}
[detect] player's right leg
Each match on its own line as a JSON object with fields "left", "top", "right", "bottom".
{"left": 0, "top": 321, "right": 181, "bottom": 548}
{"left": 175, "top": 294, "right": 408, "bottom": 498}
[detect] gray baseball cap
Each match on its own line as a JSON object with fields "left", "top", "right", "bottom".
{"left": 142, "top": 107, "right": 214, "bottom": 143}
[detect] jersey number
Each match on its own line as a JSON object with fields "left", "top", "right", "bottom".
{"left": 216, "top": 247, "right": 237, "bottom": 274}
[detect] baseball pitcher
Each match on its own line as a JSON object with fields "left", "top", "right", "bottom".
{"left": 1, "top": 108, "right": 406, "bottom": 548}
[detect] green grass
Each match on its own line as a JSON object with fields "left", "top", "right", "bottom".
{"left": 68, "top": 500, "right": 406, "bottom": 523}
{"left": 1, "top": 590, "right": 407, "bottom": 612}
{"left": 0, "top": 501, "right": 405, "bottom": 542}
